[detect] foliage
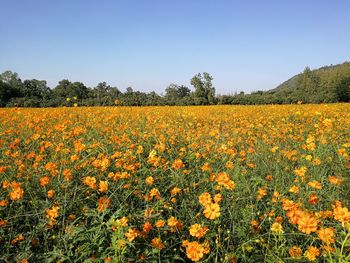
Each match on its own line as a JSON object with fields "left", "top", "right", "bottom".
{"left": 0, "top": 61, "right": 350, "bottom": 107}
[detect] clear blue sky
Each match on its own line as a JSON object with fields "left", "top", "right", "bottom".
{"left": 0, "top": 0, "right": 349, "bottom": 94}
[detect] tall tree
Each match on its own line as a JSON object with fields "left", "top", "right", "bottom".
{"left": 191, "top": 72, "right": 215, "bottom": 105}
{"left": 336, "top": 77, "right": 350, "bottom": 102}
{"left": 53, "top": 80, "right": 89, "bottom": 100}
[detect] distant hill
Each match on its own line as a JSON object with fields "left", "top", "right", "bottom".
{"left": 266, "top": 61, "right": 350, "bottom": 103}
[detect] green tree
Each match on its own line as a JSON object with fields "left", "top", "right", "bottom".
{"left": 336, "top": 77, "right": 350, "bottom": 102}
{"left": 22, "top": 79, "right": 51, "bottom": 99}
{"left": 53, "top": 80, "right": 89, "bottom": 100}
{"left": 165, "top": 84, "right": 191, "bottom": 104}
{"left": 190, "top": 72, "right": 215, "bottom": 105}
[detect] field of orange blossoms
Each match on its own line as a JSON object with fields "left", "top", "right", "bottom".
{"left": 0, "top": 104, "right": 350, "bottom": 262}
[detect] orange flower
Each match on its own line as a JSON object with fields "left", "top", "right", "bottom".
{"left": 39, "top": 176, "right": 50, "bottom": 187}
{"left": 271, "top": 191, "right": 280, "bottom": 203}
{"left": 82, "top": 176, "right": 97, "bottom": 190}
{"left": 98, "top": 180, "right": 108, "bottom": 193}
{"left": 151, "top": 237, "right": 165, "bottom": 250}
{"left": 304, "top": 246, "right": 320, "bottom": 261}
{"left": 47, "top": 189, "right": 55, "bottom": 198}
{"left": 282, "top": 198, "right": 298, "bottom": 211}
{"left": 198, "top": 192, "right": 212, "bottom": 206}
{"left": 145, "top": 176, "right": 154, "bottom": 185}
{"left": 184, "top": 241, "right": 206, "bottom": 262}
{"left": 172, "top": 159, "right": 185, "bottom": 170}
{"left": 189, "top": 223, "right": 209, "bottom": 238}
{"left": 297, "top": 212, "right": 318, "bottom": 234}
{"left": 11, "top": 234, "right": 25, "bottom": 245}
{"left": 286, "top": 208, "right": 304, "bottom": 225}
{"left": 9, "top": 182, "right": 24, "bottom": 201}
{"left": 266, "top": 175, "right": 273, "bottom": 181}
{"left": 333, "top": 206, "right": 350, "bottom": 223}
{"left": 142, "top": 221, "right": 152, "bottom": 233}
{"left": 203, "top": 202, "right": 220, "bottom": 220}
{"left": 289, "top": 246, "right": 302, "bottom": 258}
{"left": 216, "top": 172, "right": 235, "bottom": 190}
{"left": 308, "top": 193, "right": 319, "bottom": 205}
{"left": 329, "top": 176, "right": 343, "bottom": 185}
{"left": 201, "top": 163, "right": 211, "bottom": 172}
{"left": 46, "top": 205, "right": 59, "bottom": 223}
{"left": 63, "top": 169, "right": 73, "bottom": 181}
{"left": 0, "top": 219, "right": 8, "bottom": 227}
{"left": 125, "top": 228, "right": 138, "bottom": 242}
{"left": 97, "top": 197, "right": 111, "bottom": 213}
{"left": 167, "top": 216, "right": 179, "bottom": 227}
{"left": 256, "top": 187, "right": 267, "bottom": 201}
{"left": 2, "top": 180, "right": 10, "bottom": 189}
{"left": 170, "top": 187, "right": 181, "bottom": 196}
{"left": 149, "top": 188, "right": 161, "bottom": 200}
{"left": 317, "top": 227, "right": 335, "bottom": 244}
{"left": 213, "top": 193, "right": 222, "bottom": 203}
{"left": 0, "top": 200, "right": 8, "bottom": 207}
{"left": 155, "top": 219, "right": 165, "bottom": 228}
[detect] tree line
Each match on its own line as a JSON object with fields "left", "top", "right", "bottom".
{"left": 0, "top": 62, "right": 349, "bottom": 107}
{"left": 0, "top": 71, "right": 217, "bottom": 107}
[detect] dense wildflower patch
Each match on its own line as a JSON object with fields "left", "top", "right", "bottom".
{"left": 0, "top": 104, "right": 349, "bottom": 262}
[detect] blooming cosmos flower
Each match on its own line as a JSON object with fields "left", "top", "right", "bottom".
{"left": 198, "top": 192, "right": 212, "bottom": 206}
{"left": 270, "top": 222, "right": 284, "bottom": 234}
{"left": 289, "top": 246, "right": 302, "bottom": 258}
{"left": 189, "top": 223, "right": 208, "bottom": 238}
{"left": 297, "top": 212, "right": 318, "bottom": 234}
{"left": 317, "top": 227, "right": 335, "bottom": 244}
{"left": 203, "top": 203, "right": 220, "bottom": 220}
{"left": 125, "top": 228, "right": 138, "bottom": 242}
{"left": 304, "top": 246, "right": 320, "bottom": 261}
{"left": 151, "top": 237, "right": 165, "bottom": 250}
{"left": 97, "top": 197, "right": 111, "bottom": 213}
{"left": 333, "top": 206, "right": 350, "bottom": 223}
{"left": 98, "top": 180, "right": 108, "bottom": 193}
{"left": 184, "top": 241, "right": 205, "bottom": 262}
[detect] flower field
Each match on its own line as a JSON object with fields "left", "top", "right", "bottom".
{"left": 0, "top": 104, "right": 350, "bottom": 262}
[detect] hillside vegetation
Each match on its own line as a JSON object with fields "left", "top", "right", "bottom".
{"left": 0, "top": 62, "right": 350, "bottom": 107}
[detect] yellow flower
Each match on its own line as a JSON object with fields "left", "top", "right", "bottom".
{"left": 270, "top": 222, "right": 284, "bottom": 234}
{"left": 294, "top": 166, "right": 307, "bottom": 177}
{"left": 203, "top": 202, "right": 220, "bottom": 220}
{"left": 145, "top": 176, "right": 154, "bottom": 185}
{"left": 98, "top": 180, "right": 108, "bottom": 193}
{"left": 308, "top": 180, "right": 322, "bottom": 190}
{"left": 288, "top": 185, "right": 299, "bottom": 194}
{"left": 125, "top": 228, "right": 138, "bottom": 242}
{"left": 46, "top": 205, "right": 59, "bottom": 222}
{"left": 304, "top": 246, "right": 320, "bottom": 261}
